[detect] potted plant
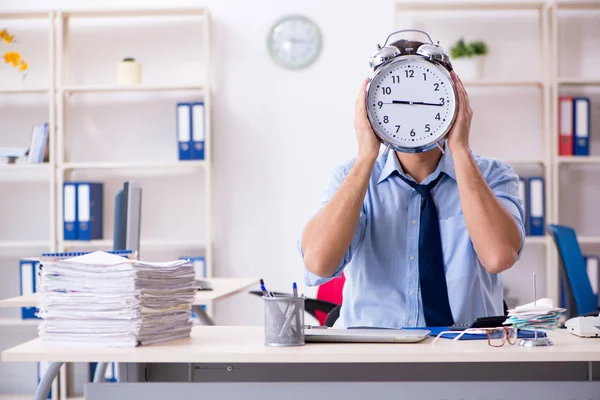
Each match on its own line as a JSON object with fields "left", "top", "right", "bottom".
{"left": 450, "top": 37, "right": 488, "bottom": 80}
{"left": 1, "top": 29, "right": 28, "bottom": 74}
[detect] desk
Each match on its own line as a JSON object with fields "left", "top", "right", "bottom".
{"left": 0, "top": 278, "right": 259, "bottom": 399}
{"left": 3, "top": 326, "right": 600, "bottom": 400}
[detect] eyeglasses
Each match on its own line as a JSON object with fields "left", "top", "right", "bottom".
{"left": 431, "top": 327, "right": 518, "bottom": 347}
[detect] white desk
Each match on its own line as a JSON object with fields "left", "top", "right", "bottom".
{"left": 2, "top": 326, "right": 600, "bottom": 400}
{"left": 3, "top": 326, "right": 600, "bottom": 364}
{"left": 0, "top": 277, "right": 260, "bottom": 309}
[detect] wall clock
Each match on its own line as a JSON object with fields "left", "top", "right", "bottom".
{"left": 267, "top": 14, "right": 322, "bottom": 70}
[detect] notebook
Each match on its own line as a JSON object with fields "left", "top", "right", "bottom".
{"left": 304, "top": 327, "right": 431, "bottom": 343}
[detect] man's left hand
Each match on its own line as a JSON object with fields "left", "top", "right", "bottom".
{"left": 447, "top": 71, "right": 473, "bottom": 154}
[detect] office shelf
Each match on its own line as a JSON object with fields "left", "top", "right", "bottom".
{"left": 557, "top": 156, "right": 600, "bottom": 165}
{"left": 0, "top": 318, "right": 40, "bottom": 327}
{"left": 60, "top": 84, "right": 204, "bottom": 93}
{"left": 558, "top": 78, "right": 600, "bottom": 86}
{"left": 61, "top": 239, "right": 205, "bottom": 249}
{"left": 61, "top": 161, "right": 206, "bottom": 170}
{"left": 577, "top": 236, "right": 600, "bottom": 245}
{"left": 0, "top": 394, "right": 38, "bottom": 400}
{"left": 0, "top": 240, "right": 51, "bottom": 248}
{"left": 0, "top": 88, "right": 49, "bottom": 94}
{"left": 0, "top": 11, "right": 50, "bottom": 19}
{"left": 462, "top": 80, "right": 544, "bottom": 87}
{"left": 61, "top": 8, "right": 207, "bottom": 18}
{"left": 525, "top": 236, "right": 549, "bottom": 245}
{"left": 396, "top": 1, "right": 547, "bottom": 11}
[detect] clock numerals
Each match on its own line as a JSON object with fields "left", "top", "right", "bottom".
{"left": 405, "top": 70, "right": 414, "bottom": 78}
{"left": 425, "top": 124, "right": 431, "bottom": 133}
{"left": 435, "top": 113, "right": 441, "bottom": 120}
{"left": 434, "top": 83, "right": 440, "bottom": 91}
{"left": 392, "top": 75, "right": 400, "bottom": 84}
{"left": 395, "top": 125, "right": 401, "bottom": 133}
{"left": 423, "top": 73, "right": 427, "bottom": 81}
{"left": 377, "top": 101, "right": 383, "bottom": 109}
{"left": 410, "top": 129, "right": 416, "bottom": 137}
{"left": 382, "top": 87, "right": 392, "bottom": 95}
{"left": 439, "top": 97, "right": 445, "bottom": 106}
{"left": 383, "top": 116, "right": 389, "bottom": 124}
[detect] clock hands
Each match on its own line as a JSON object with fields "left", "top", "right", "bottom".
{"left": 391, "top": 100, "right": 444, "bottom": 107}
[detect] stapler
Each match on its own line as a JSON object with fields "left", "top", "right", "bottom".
{"left": 564, "top": 314, "right": 600, "bottom": 338}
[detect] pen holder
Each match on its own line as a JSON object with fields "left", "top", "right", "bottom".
{"left": 263, "top": 295, "right": 305, "bottom": 347}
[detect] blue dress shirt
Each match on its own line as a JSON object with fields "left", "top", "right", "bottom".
{"left": 298, "top": 148, "right": 526, "bottom": 328}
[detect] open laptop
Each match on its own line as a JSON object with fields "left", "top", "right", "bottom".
{"left": 304, "top": 327, "right": 431, "bottom": 343}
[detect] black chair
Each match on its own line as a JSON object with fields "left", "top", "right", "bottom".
{"left": 248, "top": 291, "right": 338, "bottom": 323}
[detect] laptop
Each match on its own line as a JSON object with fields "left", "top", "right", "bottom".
{"left": 304, "top": 327, "right": 431, "bottom": 343}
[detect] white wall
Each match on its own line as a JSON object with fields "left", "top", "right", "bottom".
{"left": 0, "top": 0, "right": 566, "bottom": 328}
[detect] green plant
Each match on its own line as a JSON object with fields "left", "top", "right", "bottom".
{"left": 470, "top": 40, "right": 488, "bottom": 56}
{"left": 450, "top": 37, "right": 488, "bottom": 59}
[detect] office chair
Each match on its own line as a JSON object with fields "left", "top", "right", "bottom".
{"left": 249, "top": 274, "right": 345, "bottom": 326}
{"left": 547, "top": 224, "right": 600, "bottom": 319}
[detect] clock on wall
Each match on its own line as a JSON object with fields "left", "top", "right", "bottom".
{"left": 267, "top": 14, "right": 322, "bottom": 70}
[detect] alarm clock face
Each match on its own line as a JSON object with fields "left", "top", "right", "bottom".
{"left": 366, "top": 55, "right": 457, "bottom": 153}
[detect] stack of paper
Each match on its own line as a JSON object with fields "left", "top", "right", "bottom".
{"left": 37, "top": 251, "right": 196, "bottom": 347}
{"left": 504, "top": 298, "right": 566, "bottom": 330}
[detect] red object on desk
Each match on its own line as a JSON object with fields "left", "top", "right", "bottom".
{"left": 315, "top": 273, "right": 345, "bottom": 326}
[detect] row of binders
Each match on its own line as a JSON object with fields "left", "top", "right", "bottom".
{"left": 559, "top": 96, "right": 591, "bottom": 156}
{"left": 63, "top": 182, "right": 104, "bottom": 241}
{"left": 518, "top": 176, "right": 545, "bottom": 236}
{"left": 177, "top": 102, "right": 205, "bottom": 161}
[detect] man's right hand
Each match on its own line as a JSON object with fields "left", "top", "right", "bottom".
{"left": 354, "top": 78, "right": 381, "bottom": 161}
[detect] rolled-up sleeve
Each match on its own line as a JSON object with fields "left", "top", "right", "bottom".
{"left": 297, "top": 162, "right": 367, "bottom": 286}
{"left": 484, "top": 160, "right": 527, "bottom": 259}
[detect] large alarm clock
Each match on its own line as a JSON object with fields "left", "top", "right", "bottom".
{"left": 366, "top": 29, "right": 458, "bottom": 154}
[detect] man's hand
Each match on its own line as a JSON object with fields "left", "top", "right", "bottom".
{"left": 446, "top": 71, "right": 473, "bottom": 153}
{"left": 355, "top": 78, "right": 381, "bottom": 161}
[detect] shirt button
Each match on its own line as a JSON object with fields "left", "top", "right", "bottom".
{"left": 408, "top": 320, "right": 414, "bottom": 325}
{"left": 409, "top": 290, "right": 415, "bottom": 296}
{"left": 409, "top": 255, "right": 415, "bottom": 261}
{"left": 411, "top": 220, "right": 417, "bottom": 225}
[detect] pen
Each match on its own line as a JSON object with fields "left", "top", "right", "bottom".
{"left": 292, "top": 282, "right": 298, "bottom": 298}
{"left": 259, "top": 279, "right": 269, "bottom": 297}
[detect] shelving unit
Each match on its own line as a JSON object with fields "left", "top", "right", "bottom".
{"left": 395, "top": 0, "right": 556, "bottom": 305}
{"left": 393, "top": 0, "right": 600, "bottom": 306}
{"left": 550, "top": 0, "right": 600, "bottom": 304}
{"left": 0, "top": 7, "right": 213, "bottom": 399}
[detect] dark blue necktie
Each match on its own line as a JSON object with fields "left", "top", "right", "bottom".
{"left": 398, "top": 172, "right": 454, "bottom": 327}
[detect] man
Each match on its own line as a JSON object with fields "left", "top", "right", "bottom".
{"left": 297, "top": 41, "right": 526, "bottom": 329}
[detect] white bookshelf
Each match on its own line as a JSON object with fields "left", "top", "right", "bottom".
{"left": 395, "top": 0, "right": 558, "bottom": 305}
{"left": 0, "top": 7, "right": 213, "bottom": 399}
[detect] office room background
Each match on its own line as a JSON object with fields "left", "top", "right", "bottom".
{"left": 0, "top": 0, "right": 599, "bottom": 396}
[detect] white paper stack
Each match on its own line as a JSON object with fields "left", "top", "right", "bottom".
{"left": 503, "top": 298, "right": 566, "bottom": 330}
{"left": 37, "top": 251, "right": 196, "bottom": 347}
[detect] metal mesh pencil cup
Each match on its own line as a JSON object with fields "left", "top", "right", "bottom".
{"left": 263, "top": 295, "right": 305, "bottom": 347}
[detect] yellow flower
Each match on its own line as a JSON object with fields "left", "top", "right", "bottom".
{"left": 0, "top": 29, "right": 15, "bottom": 44}
{"left": 18, "top": 59, "right": 27, "bottom": 71}
{"left": 3, "top": 51, "right": 21, "bottom": 67}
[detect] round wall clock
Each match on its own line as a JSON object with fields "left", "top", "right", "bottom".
{"left": 366, "top": 29, "right": 458, "bottom": 154}
{"left": 267, "top": 14, "right": 322, "bottom": 70}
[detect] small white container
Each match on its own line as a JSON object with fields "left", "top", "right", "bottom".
{"left": 117, "top": 58, "right": 141, "bottom": 85}
{"left": 452, "top": 55, "right": 485, "bottom": 81}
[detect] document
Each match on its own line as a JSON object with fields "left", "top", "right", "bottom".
{"left": 37, "top": 251, "right": 196, "bottom": 347}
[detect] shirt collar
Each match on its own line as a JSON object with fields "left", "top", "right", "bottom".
{"left": 376, "top": 142, "right": 457, "bottom": 185}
